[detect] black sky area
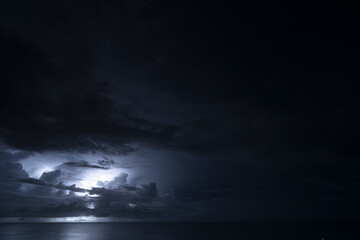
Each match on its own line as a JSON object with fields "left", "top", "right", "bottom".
{"left": 0, "top": 0, "right": 359, "bottom": 221}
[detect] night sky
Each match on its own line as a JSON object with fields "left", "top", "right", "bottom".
{"left": 0, "top": 0, "right": 359, "bottom": 221}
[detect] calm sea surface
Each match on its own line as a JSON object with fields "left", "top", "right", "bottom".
{"left": 0, "top": 222, "right": 359, "bottom": 240}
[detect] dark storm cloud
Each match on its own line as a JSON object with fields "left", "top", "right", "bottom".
{"left": 9, "top": 174, "right": 162, "bottom": 218}
{"left": 0, "top": 161, "right": 29, "bottom": 180}
{"left": 0, "top": 147, "right": 30, "bottom": 180}
{"left": 0, "top": 3, "right": 178, "bottom": 153}
{"left": 15, "top": 178, "right": 87, "bottom": 193}
{"left": 0, "top": 31, "right": 179, "bottom": 154}
{"left": 98, "top": 172, "right": 128, "bottom": 188}
{"left": 61, "top": 161, "right": 110, "bottom": 170}
{"left": 0, "top": 28, "right": 258, "bottom": 158}
{"left": 0, "top": 143, "right": 166, "bottom": 218}
{"left": 0, "top": 156, "right": 166, "bottom": 218}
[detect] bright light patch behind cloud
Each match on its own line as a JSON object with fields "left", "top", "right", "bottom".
{"left": 75, "top": 168, "right": 126, "bottom": 189}
{"left": 20, "top": 152, "right": 68, "bottom": 178}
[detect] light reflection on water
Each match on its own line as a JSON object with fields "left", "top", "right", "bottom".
{"left": 59, "top": 223, "right": 107, "bottom": 240}
{"left": 0, "top": 222, "right": 359, "bottom": 240}
{"left": 0, "top": 223, "right": 108, "bottom": 240}
{"left": 0, "top": 223, "right": 151, "bottom": 240}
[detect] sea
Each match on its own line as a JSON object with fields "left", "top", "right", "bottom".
{"left": 0, "top": 222, "right": 359, "bottom": 240}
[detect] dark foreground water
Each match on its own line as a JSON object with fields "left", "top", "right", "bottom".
{"left": 0, "top": 222, "right": 359, "bottom": 240}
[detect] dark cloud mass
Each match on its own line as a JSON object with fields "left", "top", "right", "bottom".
{"left": 0, "top": 0, "right": 359, "bottom": 221}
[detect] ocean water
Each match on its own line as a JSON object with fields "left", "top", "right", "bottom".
{"left": 0, "top": 222, "right": 359, "bottom": 240}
